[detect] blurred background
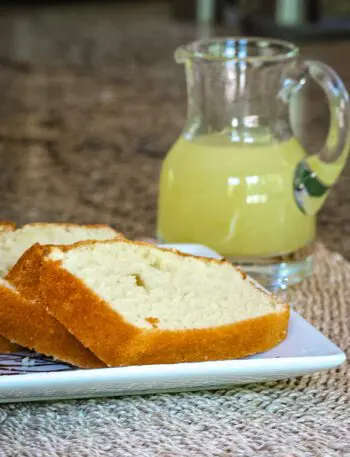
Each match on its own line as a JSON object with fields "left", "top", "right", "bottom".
{"left": 0, "top": 0, "right": 349, "bottom": 255}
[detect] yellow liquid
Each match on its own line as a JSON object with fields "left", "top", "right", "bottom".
{"left": 157, "top": 134, "right": 316, "bottom": 258}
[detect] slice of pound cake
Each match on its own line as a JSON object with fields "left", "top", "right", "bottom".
{"left": 0, "top": 223, "right": 122, "bottom": 367}
{"left": 35, "top": 239, "right": 290, "bottom": 367}
{"left": 0, "top": 223, "right": 121, "bottom": 277}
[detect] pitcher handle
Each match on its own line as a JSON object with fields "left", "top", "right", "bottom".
{"left": 291, "top": 61, "right": 350, "bottom": 215}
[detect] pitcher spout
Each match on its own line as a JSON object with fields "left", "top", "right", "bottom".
{"left": 174, "top": 45, "right": 190, "bottom": 64}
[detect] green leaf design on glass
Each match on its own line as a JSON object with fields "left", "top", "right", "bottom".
{"left": 294, "top": 161, "right": 329, "bottom": 198}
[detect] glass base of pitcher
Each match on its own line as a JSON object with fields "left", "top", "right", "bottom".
{"left": 229, "top": 246, "right": 314, "bottom": 291}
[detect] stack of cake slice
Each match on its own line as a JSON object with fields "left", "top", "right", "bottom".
{"left": 0, "top": 223, "right": 121, "bottom": 367}
{"left": 0, "top": 226, "right": 290, "bottom": 368}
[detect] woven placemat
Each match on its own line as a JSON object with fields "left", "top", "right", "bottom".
{"left": 0, "top": 242, "right": 348, "bottom": 457}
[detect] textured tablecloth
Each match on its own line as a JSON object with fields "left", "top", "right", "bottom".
{"left": 0, "top": 3, "right": 349, "bottom": 456}
{"left": 0, "top": 242, "right": 348, "bottom": 457}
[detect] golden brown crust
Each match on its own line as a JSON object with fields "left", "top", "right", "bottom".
{"left": 22, "top": 222, "right": 122, "bottom": 233}
{"left": 39, "top": 239, "right": 290, "bottom": 367}
{"left": 3, "top": 245, "right": 105, "bottom": 368}
{"left": 0, "top": 221, "right": 16, "bottom": 233}
{"left": 0, "top": 222, "right": 18, "bottom": 351}
{"left": 48, "top": 237, "right": 223, "bottom": 262}
{"left": 0, "top": 334, "right": 22, "bottom": 353}
{"left": 0, "top": 281, "right": 105, "bottom": 368}
{"left": 8, "top": 244, "right": 54, "bottom": 299}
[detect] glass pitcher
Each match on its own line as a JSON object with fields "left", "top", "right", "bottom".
{"left": 157, "top": 38, "right": 350, "bottom": 289}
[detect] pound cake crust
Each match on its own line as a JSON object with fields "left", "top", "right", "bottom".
{"left": 4, "top": 244, "right": 105, "bottom": 368}
{"left": 0, "top": 334, "right": 22, "bottom": 353}
{"left": 0, "top": 221, "right": 16, "bottom": 233}
{"left": 38, "top": 239, "right": 290, "bottom": 367}
{"left": 0, "top": 222, "right": 19, "bottom": 352}
{"left": 0, "top": 278, "right": 104, "bottom": 368}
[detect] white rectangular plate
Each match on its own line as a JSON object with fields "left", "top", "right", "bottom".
{"left": 0, "top": 244, "right": 345, "bottom": 403}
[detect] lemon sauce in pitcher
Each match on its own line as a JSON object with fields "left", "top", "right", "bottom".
{"left": 158, "top": 133, "right": 315, "bottom": 258}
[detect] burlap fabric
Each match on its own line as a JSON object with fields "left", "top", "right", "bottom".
{"left": 0, "top": 242, "right": 348, "bottom": 457}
